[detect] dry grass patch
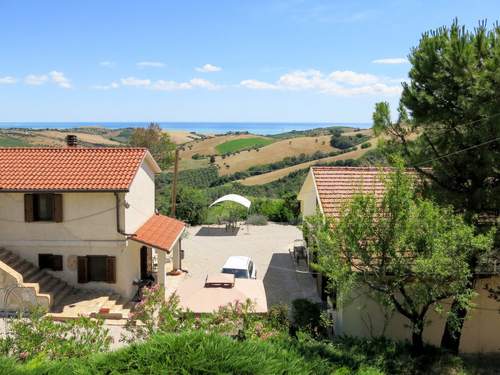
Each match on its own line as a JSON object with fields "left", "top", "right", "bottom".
{"left": 239, "top": 142, "right": 377, "bottom": 185}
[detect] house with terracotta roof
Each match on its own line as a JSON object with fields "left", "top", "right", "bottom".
{"left": 298, "top": 166, "right": 500, "bottom": 353}
{"left": 0, "top": 137, "right": 185, "bottom": 314}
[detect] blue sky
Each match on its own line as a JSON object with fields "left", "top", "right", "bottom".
{"left": 0, "top": 0, "right": 499, "bottom": 123}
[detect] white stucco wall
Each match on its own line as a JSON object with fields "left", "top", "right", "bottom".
{"left": 124, "top": 161, "right": 156, "bottom": 233}
{"left": 337, "top": 277, "right": 500, "bottom": 353}
{"left": 297, "top": 170, "right": 319, "bottom": 217}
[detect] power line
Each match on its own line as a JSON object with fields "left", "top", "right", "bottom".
{"left": 413, "top": 136, "right": 500, "bottom": 167}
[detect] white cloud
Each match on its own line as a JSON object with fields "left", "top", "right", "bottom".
{"left": 0, "top": 76, "right": 17, "bottom": 84}
{"left": 120, "top": 76, "right": 219, "bottom": 91}
{"left": 24, "top": 71, "right": 72, "bottom": 88}
{"left": 195, "top": 64, "right": 222, "bottom": 73}
{"left": 49, "top": 71, "right": 71, "bottom": 89}
{"left": 99, "top": 61, "right": 116, "bottom": 67}
{"left": 189, "top": 78, "right": 220, "bottom": 90}
{"left": 151, "top": 80, "right": 191, "bottom": 91}
{"left": 137, "top": 61, "right": 165, "bottom": 68}
{"left": 240, "top": 79, "right": 279, "bottom": 90}
{"left": 241, "top": 69, "right": 402, "bottom": 96}
{"left": 25, "top": 74, "right": 48, "bottom": 85}
{"left": 91, "top": 82, "right": 120, "bottom": 90}
{"left": 372, "top": 58, "right": 408, "bottom": 64}
{"left": 120, "top": 77, "right": 152, "bottom": 87}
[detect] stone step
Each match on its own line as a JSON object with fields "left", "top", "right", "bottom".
{"left": 17, "top": 261, "right": 35, "bottom": 275}
{"left": 0, "top": 248, "right": 12, "bottom": 260}
{"left": 23, "top": 266, "right": 41, "bottom": 280}
{"left": 53, "top": 285, "right": 75, "bottom": 307}
{"left": 40, "top": 277, "right": 60, "bottom": 293}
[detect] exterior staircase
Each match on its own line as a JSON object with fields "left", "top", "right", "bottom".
{"left": 0, "top": 248, "right": 132, "bottom": 320}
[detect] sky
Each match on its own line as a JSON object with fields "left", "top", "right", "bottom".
{"left": 0, "top": 0, "right": 499, "bottom": 123}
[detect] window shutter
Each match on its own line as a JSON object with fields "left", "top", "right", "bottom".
{"left": 77, "top": 256, "right": 89, "bottom": 283}
{"left": 24, "top": 194, "right": 34, "bottom": 222}
{"left": 53, "top": 194, "right": 63, "bottom": 222}
{"left": 106, "top": 256, "right": 116, "bottom": 284}
{"left": 52, "top": 255, "right": 63, "bottom": 271}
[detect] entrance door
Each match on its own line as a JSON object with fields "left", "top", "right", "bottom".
{"left": 140, "top": 246, "right": 152, "bottom": 279}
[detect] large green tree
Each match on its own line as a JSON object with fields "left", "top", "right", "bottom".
{"left": 373, "top": 20, "right": 500, "bottom": 352}
{"left": 129, "top": 123, "right": 176, "bottom": 169}
{"left": 306, "top": 165, "right": 494, "bottom": 352}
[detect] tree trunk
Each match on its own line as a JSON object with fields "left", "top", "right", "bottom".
{"left": 440, "top": 300, "right": 466, "bottom": 354}
{"left": 411, "top": 320, "right": 425, "bottom": 353}
{"left": 441, "top": 261, "right": 476, "bottom": 354}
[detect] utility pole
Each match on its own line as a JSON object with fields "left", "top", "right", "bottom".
{"left": 170, "top": 148, "right": 180, "bottom": 218}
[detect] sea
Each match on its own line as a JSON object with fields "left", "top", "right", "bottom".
{"left": 0, "top": 122, "right": 371, "bottom": 135}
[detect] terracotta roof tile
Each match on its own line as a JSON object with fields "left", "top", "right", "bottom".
{"left": 133, "top": 214, "right": 185, "bottom": 252}
{"left": 312, "top": 167, "right": 416, "bottom": 218}
{"left": 0, "top": 147, "right": 150, "bottom": 191}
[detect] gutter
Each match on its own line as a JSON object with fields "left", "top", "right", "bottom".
{"left": 114, "top": 192, "right": 136, "bottom": 237}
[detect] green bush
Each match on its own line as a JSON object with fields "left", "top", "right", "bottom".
{"left": 0, "top": 308, "right": 111, "bottom": 361}
{"left": 291, "top": 298, "right": 328, "bottom": 338}
{"left": 361, "top": 142, "right": 371, "bottom": 149}
{"left": 246, "top": 213, "right": 268, "bottom": 225}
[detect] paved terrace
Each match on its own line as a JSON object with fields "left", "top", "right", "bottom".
{"left": 179, "top": 222, "right": 320, "bottom": 308}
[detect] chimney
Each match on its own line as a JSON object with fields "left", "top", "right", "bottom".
{"left": 66, "top": 134, "right": 78, "bottom": 147}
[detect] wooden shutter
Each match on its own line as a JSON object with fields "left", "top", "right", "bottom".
{"left": 53, "top": 194, "right": 63, "bottom": 222}
{"left": 106, "top": 256, "right": 116, "bottom": 284}
{"left": 77, "top": 256, "right": 89, "bottom": 283}
{"left": 52, "top": 255, "right": 63, "bottom": 271}
{"left": 24, "top": 194, "right": 34, "bottom": 222}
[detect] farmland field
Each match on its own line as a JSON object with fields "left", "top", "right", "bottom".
{"left": 239, "top": 140, "right": 377, "bottom": 185}
{"left": 215, "top": 137, "right": 274, "bottom": 154}
{"left": 215, "top": 135, "right": 337, "bottom": 175}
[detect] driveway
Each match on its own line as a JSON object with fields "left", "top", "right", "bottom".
{"left": 181, "top": 223, "right": 320, "bottom": 308}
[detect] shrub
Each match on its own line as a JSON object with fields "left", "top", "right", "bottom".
{"left": 330, "top": 135, "right": 356, "bottom": 149}
{"left": 0, "top": 307, "right": 111, "bottom": 361}
{"left": 361, "top": 142, "right": 371, "bottom": 149}
{"left": 191, "top": 153, "right": 203, "bottom": 160}
{"left": 246, "top": 214, "right": 268, "bottom": 225}
{"left": 291, "top": 299, "right": 328, "bottom": 338}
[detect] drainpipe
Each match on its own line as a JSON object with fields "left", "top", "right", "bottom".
{"left": 114, "top": 192, "right": 135, "bottom": 237}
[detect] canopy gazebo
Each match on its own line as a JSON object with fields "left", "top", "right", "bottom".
{"left": 208, "top": 194, "right": 251, "bottom": 232}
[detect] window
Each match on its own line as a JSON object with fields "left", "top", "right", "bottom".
{"left": 38, "top": 254, "right": 63, "bottom": 271}
{"left": 34, "top": 194, "right": 54, "bottom": 221}
{"left": 24, "top": 193, "right": 63, "bottom": 222}
{"left": 77, "top": 256, "right": 116, "bottom": 284}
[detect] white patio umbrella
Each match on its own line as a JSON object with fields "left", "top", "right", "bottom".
{"left": 209, "top": 194, "right": 251, "bottom": 209}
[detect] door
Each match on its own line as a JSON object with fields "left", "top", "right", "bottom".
{"left": 140, "top": 246, "right": 152, "bottom": 279}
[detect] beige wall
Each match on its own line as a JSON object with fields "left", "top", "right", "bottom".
{"left": 297, "top": 170, "right": 319, "bottom": 217}
{"left": 0, "top": 192, "right": 122, "bottom": 243}
{"left": 124, "top": 162, "right": 156, "bottom": 233}
{"left": 337, "top": 276, "right": 500, "bottom": 353}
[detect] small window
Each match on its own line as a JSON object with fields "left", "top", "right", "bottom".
{"left": 87, "top": 256, "right": 108, "bottom": 282}
{"left": 77, "top": 256, "right": 116, "bottom": 284}
{"left": 34, "top": 194, "right": 54, "bottom": 221}
{"left": 25, "top": 193, "right": 63, "bottom": 222}
{"left": 39, "top": 254, "right": 63, "bottom": 271}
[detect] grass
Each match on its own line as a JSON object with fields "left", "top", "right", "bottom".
{"left": 0, "top": 331, "right": 489, "bottom": 375}
{"left": 216, "top": 137, "right": 274, "bottom": 154}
